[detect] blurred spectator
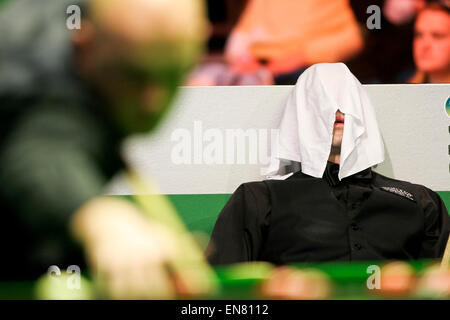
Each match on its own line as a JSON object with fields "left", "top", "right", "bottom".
{"left": 410, "top": 1, "right": 450, "bottom": 83}
{"left": 191, "top": 0, "right": 450, "bottom": 85}
{"left": 0, "top": 0, "right": 214, "bottom": 298}
{"left": 223, "top": 0, "right": 363, "bottom": 85}
{"left": 188, "top": 0, "right": 274, "bottom": 86}
{"left": 347, "top": 0, "right": 418, "bottom": 83}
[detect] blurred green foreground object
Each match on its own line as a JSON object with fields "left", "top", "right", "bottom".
{"left": 0, "top": 260, "right": 448, "bottom": 300}
{"left": 0, "top": 0, "right": 10, "bottom": 7}
{"left": 35, "top": 271, "right": 94, "bottom": 300}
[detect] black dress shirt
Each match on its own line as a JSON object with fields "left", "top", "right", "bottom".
{"left": 206, "top": 162, "right": 450, "bottom": 265}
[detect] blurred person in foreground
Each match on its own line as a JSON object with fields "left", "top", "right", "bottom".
{"left": 410, "top": 0, "right": 450, "bottom": 83}
{"left": 0, "top": 0, "right": 215, "bottom": 298}
{"left": 223, "top": 0, "right": 363, "bottom": 85}
{"left": 207, "top": 63, "right": 449, "bottom": 265}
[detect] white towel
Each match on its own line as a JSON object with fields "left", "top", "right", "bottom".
{"left": 262, "top": 63, "right": 385, "bottom": 181}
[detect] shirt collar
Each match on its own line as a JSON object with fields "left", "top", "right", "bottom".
{"left": 323, "top": 161, "right": 373, "bottom": 187}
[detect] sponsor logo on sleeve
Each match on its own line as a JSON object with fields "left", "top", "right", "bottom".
{"left": 380, "top": 186, "right": 415, "bottom": 202}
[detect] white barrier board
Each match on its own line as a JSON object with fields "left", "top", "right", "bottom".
{"left": 109, "top": 84, "right": 450, "bottom": 194}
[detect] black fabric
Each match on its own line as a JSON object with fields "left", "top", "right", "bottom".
{"left": 0, "top": 0, "right": 124, "bottom": 280}
{"left": 0, "top": 92, "right": 124, "bottom": 280}
{"left": 207, "top": 162, "right": 450, "bottom": 265}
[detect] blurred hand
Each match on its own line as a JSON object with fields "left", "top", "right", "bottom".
{"left": 266, "top": 52, "right": 307, "bottom": 76}
{"left": 225, "top": 31, "right": 261, "bottom": 74}
{"left": 71, "top": 197, "right": 215, "bottom": 299}
{"left": 383, "top": 0, "right": 425, "bottom": 25}
{"left": 229, "top": 54, "right": 262, "bottom": 74}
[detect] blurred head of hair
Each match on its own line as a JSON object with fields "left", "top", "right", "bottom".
{"left": 72, "top": 0, "right": 208, "bottom": 134}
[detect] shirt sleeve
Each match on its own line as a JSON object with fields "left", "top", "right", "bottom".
{"left": 206, "top": 182, "right": 271, "bottom": 265}
{"left": 416, "top": 186, "right": 450, "bottom": 259}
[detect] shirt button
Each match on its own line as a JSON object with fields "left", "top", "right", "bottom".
{"left": 353, "top": 243, "right": 362, "bottom": 250}
{"left": 350, "top": 223, "right": 360, "bottom": 231}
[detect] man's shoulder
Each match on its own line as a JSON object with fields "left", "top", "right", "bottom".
{"left": 237, "top": 172, "right": 318, "bottom": 195}
{"left": 372, "top": 171, "right": 429, "bottom": 190}
{"left": 372, "top": 171, "right": 438, "bottom": 203}
{"left": 227, "top": 181, "right": 271, "bottom": 210}
{"left": 262, "top": 171, "right": 320, "bottom": 186}
{"left": 237, "top": 181, "right": 269, "bottom": 195}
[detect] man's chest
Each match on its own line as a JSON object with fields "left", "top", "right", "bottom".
{"left": 261, "top": 180, "right": 424, "bottom": 263}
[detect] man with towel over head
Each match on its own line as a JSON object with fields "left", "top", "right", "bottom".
{"left": 206, "top": 63, "right": 450, "bottom": 265}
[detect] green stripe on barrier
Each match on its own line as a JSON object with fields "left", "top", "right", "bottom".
{"left": 168, "top": 194, "right": 231, "bottom": 235}
{"left": 437, "top": 191, "right": 450, "bottom": 211}
{"left": 121, "top": 191, "right": 450, "bottom": 235}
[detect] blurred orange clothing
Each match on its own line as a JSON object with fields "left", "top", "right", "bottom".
{"left": 226, "top": 0, "right": 364, "bottom": 75}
